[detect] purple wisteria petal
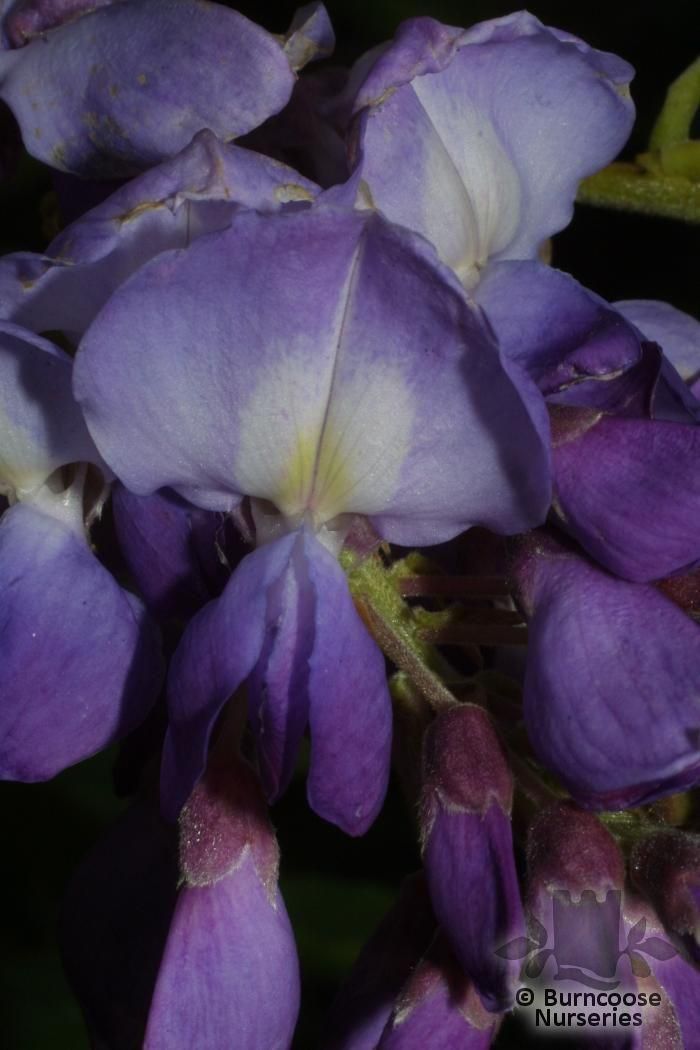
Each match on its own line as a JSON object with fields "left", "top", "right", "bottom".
{"left": 1, "top": 130, "right": 318, "bottom": 339}
{"left": 475, "top": 261, "right": 644, "bottom": 397}
{"left": 162, "top": 533, "right": 297, "bottom": 819}
{"left": 145, "top": 759, "right": 300, "bottom": 1050}
{"left": 303, "top": 529, "right": 391, "bottom": 835}
{"left": 551, "top": 410, "right": 700, "bottom": 582}
{"left": 0, "top": 0, "right": 316, "bottom": 176}
{"left": 421, "top": 706, "right": 523, "bottom": 1012}
{"left": 144, "top": 854, "right": 298, "bottom": 1050}
{"left": 323, "top": 874, "right": 436, "bottom": 1050}
{"left": 76, "top": 205, "right": 549, "bottom": 538}
{"left": 616, "top": 300, "right": 700, "bottom": 388}
{"left": 0, "top": 501, "right": 162, "bottom": 780}
{"left": 112, "top": 484, "right": 236, "bottom": 623}
{"left": 515, "top": 533, "right": 700, "bottom": 809}
{"left": 61, "top": 797, "right": 179, "bottom": 1050}
{"left": 348, "top": 12, "right": 633, "bottom": 286}
{"left": 246, "top": 533, "right": 315, "bottom": 805}
{"left": 165, "top": 526, "right": 391, "bottom": 833}
{"left": 0, "top": 322, "right": 101, "bottom": 498}
{"left": 377, "top": 935, "right": 499, "bottom": 1049}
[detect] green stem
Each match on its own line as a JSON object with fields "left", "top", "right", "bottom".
{"left": 650, "top": 56, "right": 700, "bottom": 151}
{"left": 577, "top": 162, "right": 700, "bottom": 223}
{"left": 342, "top": 549, "right": 466, "bottom": 711}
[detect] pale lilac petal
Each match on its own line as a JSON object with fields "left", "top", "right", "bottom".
{"left": 0, "top": 0, "right": 300, "bottom": 176}
{"left": 323, "top": 875, "right": 436, "bottom": 1050}
{"left": 76, "top": 206, "right": 549, "bottom": 536}
{"left": 616, "top": 300, "right": 700, "bottom": 386}
{"left": 2, "top": 131, "right": 318, "bottom": 339}
{"left": 551, "top": 411, "right": 700, "bottom": 582}
{"left": 0, "top": 322, "right": 101, "bottom": 498}
{"left": 349, "top": 13, "right": 634, "bottom": 284}
{"left": 516, "top": 534, "right": 700, "bottom": 809}
{"left": 161, "top": 533, "right": 297, "bottom": 819}
{"left": 0, "top": 501, "right": 162, "bottom": 780}
{"left": 303, "top": 530, "right": 391, "bottom": 835}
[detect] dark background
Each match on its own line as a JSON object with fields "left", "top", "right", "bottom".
{"left": 0, "top": 1, "right": 697, "bottom": 1047}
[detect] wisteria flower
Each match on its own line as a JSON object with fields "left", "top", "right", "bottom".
{"left": 74, "top": 203, "right": 550, "bottom": 832}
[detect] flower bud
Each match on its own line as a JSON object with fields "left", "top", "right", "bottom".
{"left": 420, "top": 704, "right": 523, "bottom": 1012}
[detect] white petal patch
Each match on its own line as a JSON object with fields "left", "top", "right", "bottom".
{"left": 236, "top": 350, "right": 414, "bottom": 529}
{"left": 411, "top": 68, "right": 522, "bottom": 287}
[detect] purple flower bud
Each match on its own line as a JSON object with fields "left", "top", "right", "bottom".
{"left": 377, "top": 933, "right": 500, "bottom": 1049}
{"left": 631, "top": 830, "right": 700, "bottom": 963}
{"left": 323, "top": 874, "right": 436, "bottom": 1050}
{"left": 420, "top": 704, "right": 524, "bottom": 1012}
{"left": 143, "top": 758, "right": 299, "bottom": 1050}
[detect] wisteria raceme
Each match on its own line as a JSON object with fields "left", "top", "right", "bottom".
{"left": 0, "top": 2, "right": 698, "bottom": 1048}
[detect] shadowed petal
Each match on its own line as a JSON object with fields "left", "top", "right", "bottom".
{"left": 377, "top": 934, "right": 499, "bottom": 1049}
{"left": 112, "top": 484, "right": 237, "bottom": 622}
{"left": 60, "top": 797, "right": 179, "bottom": 1050}
{"left": 0, "top": 501, "right": 162, "bottom": 779}
{"left": 322, "top": 874, "right": 436, "bottom": 1050}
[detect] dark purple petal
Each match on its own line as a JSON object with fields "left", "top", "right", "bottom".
{"left": 515, "top": 533, "right": 700, "bottom": 809}
{"left": 112, "top": 483, "right": 236, "bottom": 622}
{"left": 348, "top": 13, "right": 633, "bottom": 284}
{"left": 60, "top": 797, "right": 179, "bottom": 1050}
{"left": 377, "top": 934, "right": 499, "bottom": 1049}
{"left": 303, "top": 529, "right": 391, "bottom": 835}
{"left": 421, "top": 706, "right": 523, "bottom": 1011}
{"left": 0, "top": 0, "right": 303, "bottom": 176}
{"left": 551, "top": 410, "right": 700, "bottom": 582}
{"left": 75, "top": 205, "right": 549, "bottom": 537}
{"left": 161, "top": 532, "right": 298, "bottom": 819}
{"left": 0, "top": 501, "right": 162, "bottom": 779}
{"left": 322, "top": 874, "right": 436, "bottom": 1050}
